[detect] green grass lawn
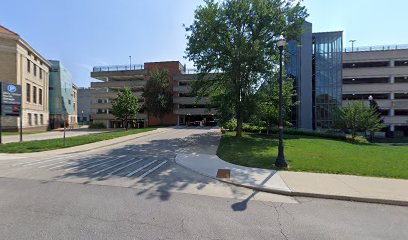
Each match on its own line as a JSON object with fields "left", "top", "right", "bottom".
{"left": 0, "top": 128, "right": 156, "bottom": 153}
{"left": 217, "top": 132, "right": 408, "bottom": 179}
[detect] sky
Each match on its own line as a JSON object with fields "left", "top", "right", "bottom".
{"left": 1, "top": 0, "right": 408, "bottom": 88}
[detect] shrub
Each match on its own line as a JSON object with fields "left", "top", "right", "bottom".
{"left": 346, "top": 135, "right": 370, "bottom": 144}
{"left": 89, "top": 122, "right": 107, "bottom": 129}
{"left": 223, "top": 118, "right": 237, "bottom": 131}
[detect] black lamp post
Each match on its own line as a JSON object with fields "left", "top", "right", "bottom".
{"left": 275, "top": 37, "right": 288, "bottom": 168}
{"left": 81, "top": 110, "right": 84, "bottom": 126}
{"left": 368, "top": 95, "right": 374, "bottom": 108}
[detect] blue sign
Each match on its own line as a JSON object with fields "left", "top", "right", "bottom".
{"left": 7, "top": 84, "right": 17, "bottom": 93}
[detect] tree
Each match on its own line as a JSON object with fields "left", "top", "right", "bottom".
{"left": 256, "top": 75, "right": 297, "bottom": 134}
{"left": 111, "top": 88, "right": 140, "bottom": 130}
{"left": 334, "top": 101, "right": 383, "bottom": 139}
{"left": 185, "top": 0, "right": 307, "bottom": 137}
{"left": 142, "top": 68, "right": 173, "bottom": 121}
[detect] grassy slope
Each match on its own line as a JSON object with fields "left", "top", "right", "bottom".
{"left": 0, "top": 128, "right": 156, "bottom": 153}
{"left": 217, "top": 132, "right": 408, "bottom": 179}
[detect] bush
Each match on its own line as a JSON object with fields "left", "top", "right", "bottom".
{"left": 223, "top": 118, "right": 237, "bottom": 131}
{"left": 89, "top": 122, "right": 107, "bottom": 129}
{"left": 346, "top": 135, "right": 370, "bottom": 144}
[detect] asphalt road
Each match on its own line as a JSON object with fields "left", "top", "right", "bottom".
{"left": 0, "top": 127, "right": 407, "bottom": 239}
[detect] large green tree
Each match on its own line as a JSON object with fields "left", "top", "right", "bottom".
{"left": 185, "top": 0, "right": 307, "bottom": 137}
{"left": 334, "top": 101, "right": 383, "bottom": 139}
{"left": 256, "top": 75, "right": 297, "bottom": 134}
{"left": 142, "top": 68, "right": 173, "bottom": 121}
{"left": 111, "top": 88, "right": 140, "bottom": 130}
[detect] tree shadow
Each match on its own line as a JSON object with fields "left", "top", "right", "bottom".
{"left": 50, "top": 127, "right": 249, "bottom": 202}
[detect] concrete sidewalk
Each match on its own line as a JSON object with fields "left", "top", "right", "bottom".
{"left": 176, "top": 153, "right": 408, "bottom": 206}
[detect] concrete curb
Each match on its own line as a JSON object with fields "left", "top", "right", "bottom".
{"left": 175, "top": 157, "right": 408, "bottom": 207}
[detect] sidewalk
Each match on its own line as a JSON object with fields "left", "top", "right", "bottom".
{"left": 176, "top": 153, "right": 408, "bottom": 206}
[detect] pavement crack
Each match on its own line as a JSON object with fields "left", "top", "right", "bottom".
{"left": 272, "top": 203, "right": 289, "bottom": 240}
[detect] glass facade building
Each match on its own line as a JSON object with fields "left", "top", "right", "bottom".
{"left": 312, "top": 32, "right": 343, "bottom": 129}
{"left": 287, "top": 23, "right": 343, "bottom": 130}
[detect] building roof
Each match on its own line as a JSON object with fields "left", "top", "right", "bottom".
{"left": 0, "top": 25, "right": 19, "bottom": 36}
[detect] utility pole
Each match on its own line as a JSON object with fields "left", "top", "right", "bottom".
{"left": 349, "top": 40, "right": 357, "bottom": 52}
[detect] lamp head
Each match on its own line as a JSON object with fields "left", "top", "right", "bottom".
{"left": 277, "top": 37, "right": 287, "bottom": 48}
{"left": 368, "top": 95, "right": 373, "bottom": 101}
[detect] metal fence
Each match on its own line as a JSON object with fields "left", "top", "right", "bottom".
{"left": 344, "top": 44, "right": 408, "bottom": 53}
{"left": 92, "top": 64, "right": 144, "bottom": 72}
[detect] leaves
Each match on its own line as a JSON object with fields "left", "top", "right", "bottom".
{"left": 334, "top": 101, "right": 383, "bottom": 139}
{"left": 142, "top": 68, "right": 173, "bottom": 118}
{"left": 111, "top": 88, "right": 140, "bottom": 129}
{"left": 185, "top": 0, "right": 307, "bottom": 136}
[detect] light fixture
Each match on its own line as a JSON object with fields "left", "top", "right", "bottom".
{"left": 368, "top": 95, "right": 373, "bottom": 101}
{"left": 277, "top": 36, "right": 287, "bottom": 48}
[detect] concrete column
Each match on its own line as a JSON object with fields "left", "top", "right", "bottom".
{"left": 390, "top": 76, "right": 395, "bottom": 84}
{"left": 390, "top": 60, "right": 395, "bottom": 67}
{"left": 390, "top": 92, "right": 395, "bottom": 100}
{"left": 390, "top": 124, "right": 395, "bottom": 132}
{"left": 389, "top": 108, "right": 395, "bottom": 116}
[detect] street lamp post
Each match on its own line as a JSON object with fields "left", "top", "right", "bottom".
{"left": 349, "top": 40, "right": 357, "bottom": 52}
{"left": 275, "top": 37, "right": 288, "bottom": 168}
{"left": 81, "top": 110, "right": 84, "bottom": 126}
{"left": 368, "top": 95, "right": 374, "bottom": 141}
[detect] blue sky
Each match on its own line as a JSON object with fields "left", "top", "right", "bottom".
{"left": 1, "top": 0, "right": 407, "bottom": 87}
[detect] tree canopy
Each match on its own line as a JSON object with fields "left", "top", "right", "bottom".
{"left": 334, "top": 101, "right": 383, "bottom": 139}
{"left": 142, "top": 68, "right": 173, "bottom": 119}
{"left": 111, "top": 88, "right": 140, "bottom": 130}
{"left": 185, "top": 0, "right": 307, "bottom": 136}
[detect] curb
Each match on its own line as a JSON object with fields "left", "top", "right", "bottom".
{"left": 175, "top": 157, "right": 408, "bottom": 207}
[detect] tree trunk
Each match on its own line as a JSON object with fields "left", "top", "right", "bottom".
{"left": 125, "top": 118, "right": 128, "bottom": 131}
{"left": 235, "top": 83, "right": 243, "bottom": 137}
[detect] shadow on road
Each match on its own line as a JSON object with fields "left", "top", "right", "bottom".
{"left": 50, "top": 128, "right": 255, "bottom": 203}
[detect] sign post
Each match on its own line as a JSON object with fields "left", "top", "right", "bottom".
{"left": 0, "top": 82, "right": 22, "bottom": 144}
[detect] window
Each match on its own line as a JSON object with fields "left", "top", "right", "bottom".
{"left": 343, "top": 61, "right": 389, "bottom": 68}
{"left": 40, "top": 114, "right": 44, "bottom": 125}
{"left": 342, "top": 93, "right": 389, "bottom": 100}
{"left": 33, "top": 86, "right": 37, "bottom": 104}
{"left": 395, "top": 110, "right": 408, "bottom": 116}
{"left": 34, "top": 65, "right": 37, "bottom": 76}
{"left": 343, "top": 77, "right": 389, "bottom": 84}
{"left": 395, "top": 60, "right": 408, "bottom": 67}
{"left": 26, "top": 83, "right": 31, "bottom": 102}
{"left": 39, "top": 89, "right": 43, "bottom": 105}
{"left": 27, "top": 59, "right": 30, "bottom": 73}
{"left": 395, "top": 93, "right": 408, "bottom": 99}
{"left": 34, "top": 114, "right": 38, "bottom": 125}
{"left": 395, "top": 77, "right": 408, "bottom": 83}
{"left": 68, "top": 100, "right": 71, "bottom": 105}
{"left": 28, "top": 113, "right": 32, "bottom": 126}
{"left": 39, "top": 69, "right": 42, "bottom": 79}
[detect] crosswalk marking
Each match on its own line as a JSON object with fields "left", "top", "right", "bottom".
{"left": 139, "top": 161, "right": 168, "bottom": 178}
{"left": 77, "top": 156, "right": 126, "bottom": 172}
{"left": 12, "top": 155, "right": 74, "bottom": 167}
{"left": 105, "top": 159, "right": 144, "bottom": 175}
{"left": 37, "top": 159, "right": 75, "bottom": 168}
{"left": 92, "top": 158, "right": 137, "bottom": 175}
{"left": 126, "top": 160, "right": 158, "bottom": 177}
{"left": 64, "top": 156, "right": 115, "bottom": 171}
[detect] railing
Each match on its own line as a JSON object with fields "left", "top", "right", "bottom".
{"left": 344, "top": 44, "right": 408, "bottom": 53}
{"left": 183, "top": 68, "right": 223, "bottom": 74}
{"left": 92, "top": 64, "right": 144, "bottom": 72}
